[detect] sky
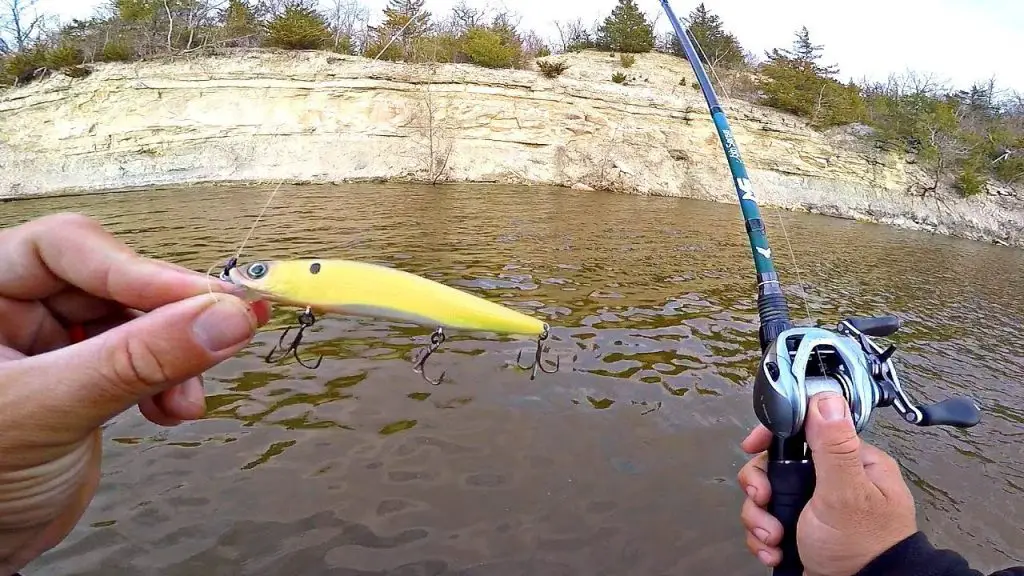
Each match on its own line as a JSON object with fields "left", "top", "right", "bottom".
{"left": 36, "top": 0, "right": 1024, "bottom": 93}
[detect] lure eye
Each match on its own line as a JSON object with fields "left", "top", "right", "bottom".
{"left": 247, "top": 262, "right": 268, "bottom": 279}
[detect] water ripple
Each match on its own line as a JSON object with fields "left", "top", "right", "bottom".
{"left": 2, "top": 183, "right": 1021, "bottom": 574}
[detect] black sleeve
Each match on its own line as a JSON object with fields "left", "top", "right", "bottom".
{"left": 856, "top": 532, "right": 1024, "bottom": 576}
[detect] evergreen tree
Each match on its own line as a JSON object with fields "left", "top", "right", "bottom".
{"left": 596, "top": 0, "right": 654, "bottom": 54}
{"left": 114, "top": 0, "right": 158, "bottom": 24}
{"left": 669, "top": 3, "right": 744, "bottom": 68}
{"left": 264, "top": 1, "right": 330, "bottom": 50}
{"left": 463, "top": 26, "right": 519, "bottom": 68}
{"left": 952, "top": 80, "right": 998, "bottom": 121}
{"left": 489, "top": 12, "right": 521, "bottom": 51}
{"left": 367, "top": 0, "right": 430, "bottom": 60}
{"left": 220, "top": 0, "right": 260, "bottom": 44}
{"left": 383, "top": 0, "right": 430, "bottom": 37}
{"left": 766, "top": 26, "right": 838, "bottom": 77}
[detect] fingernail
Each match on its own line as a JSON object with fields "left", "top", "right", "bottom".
{"left": 757, "top": 550, "right": 772, "bottom": 565}
{"left": 183, "top": 377, "right": 205, "bottom": 408}
{"left": 818, "top": 393, "right": 849, "bottom": 421}
{"left": 193, "top": 298, "right": 256, "bottom": 352}
{"left": 251, "top": 300, "right": 273, "bottom": 327}
{"left": 745, "top": 486, "right": 757, "bottom": 500}
{"left": 754, "top": 528, "right": 770, "bottom": 544}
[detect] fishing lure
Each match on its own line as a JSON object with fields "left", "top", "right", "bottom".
{"left": 220, "top": 257, "right": 560, "bottom": 383}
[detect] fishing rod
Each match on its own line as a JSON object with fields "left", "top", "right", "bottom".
{"left": 657, "top": 2, "right": 983, "bottom": 574}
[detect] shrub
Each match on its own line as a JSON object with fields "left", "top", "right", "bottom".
{"left": 994, "top": 156, "right": 1024, "bottom": 185}
{"left": 537, "top": 59, "right": 569, "bottom": 78}
{"left": 612, "top": 72, "right": 627, "bottom": 84}
{"left": 329, "top": 36, "right": 353, "bottom": 55}
{"left": 535, "top": 46, "right": 551, "bottom": 58}
{"left": 265, "top": 3, "right": 331, "bottom": 50}
{"left": 412, "top": 33, "right": 462, "bottom": 63}
{"left": 955, "top": 164, "right": 985, "bottom": 197}
{"left": 3, "top": 50, "right": 46, "bottom": 85}
{"left": 46, "top": 44, "right": 84, "bottom": 69}
{"left": 691, "top": 81, "right": 699, "bottom": 90}
{"left": 101, "top": 42, "right": 135, "bottom": 62}
{"left": 364, "top": 39, "right": 403, "bottom": 61}
{"left": 619, "top": 53, "right": 635, "bottom": 68}
{"left": 757, "top": 61, "right": 865, "bottom": 128}
{"left": 463, "top": 27, "right": 521, "bottom": 69}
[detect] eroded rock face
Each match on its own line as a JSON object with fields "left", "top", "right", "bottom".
{"left": 1, "top": 49, "right": 1021, "bottom": 246}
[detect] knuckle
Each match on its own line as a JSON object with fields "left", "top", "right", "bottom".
{"left": 740, "top": 498, "right": 764, "bottom": 528}
{"left": 822, "top": 428, "right": 861, "bottom": 457}
{"left": 737, "top": 464, "right": 750, "bottom": 486}
{"left": 882, "top": 452, "right": 902, "bottom": 470}
{"left": 105, "top": 334, "right": 173, "bottom": 394}
{"left": 737, "top": 456, "right": 766, "bottom": 486}
{"left": 745, "top": 532, "right": 762, "bottom": 555}
{"left": 39, "top": 212, "right": 102, "bottom": 232}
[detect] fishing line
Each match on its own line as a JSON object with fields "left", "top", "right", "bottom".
{"left": 679, "top": 16, "right": 733, "bottom": 102}
{"left": 205, "top": 179, "right": 284, "bottom": 295}
{"left": 372, "top": 7, "right": 429, "bottom": 60}
{"left": 681, "top": 17, "right": 825, "bottom": 370}
{"left": 234, "top": 179, "right": 285, "bottom": 260}
{"left": 208, "top": 3, "right": 431, "bottom": 300}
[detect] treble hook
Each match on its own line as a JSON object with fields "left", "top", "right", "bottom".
{"left": 517, "top": 326, "right": 560, "bottom": 380}
{"left": 265, "top": 307, "right": 324, "bottom": 369}
{"left": 413, "top": 327, "right": 447, "bottom": 386}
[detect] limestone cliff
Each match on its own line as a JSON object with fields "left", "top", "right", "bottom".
{"left": 1, "top": 49, "right": 1021, "bottom": 246}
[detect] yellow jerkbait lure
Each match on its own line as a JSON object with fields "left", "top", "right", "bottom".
{"left": 224, "top": 258, "right": 558, "bottom": 382}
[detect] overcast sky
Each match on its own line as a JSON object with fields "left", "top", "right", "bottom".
{"left": 36, "top": 0, "right": 1024, "bottom": 92}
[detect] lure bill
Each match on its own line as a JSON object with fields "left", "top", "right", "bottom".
{"left": 221, "top": 258, "right": 560, "bottom": 382}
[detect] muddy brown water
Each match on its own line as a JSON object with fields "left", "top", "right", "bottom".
{"left": 2, "top": 183, "right": 1022, "bottom": 575}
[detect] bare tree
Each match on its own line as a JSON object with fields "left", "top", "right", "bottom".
{"left": 919, "top": 101, "right": 983, "bottom": 196}
{"left": 553, "top": 18, "right": 593, "bottom": 53}
{"left": 1, "top": 0, "right": 45, "bottom": 53}
{"left": 448, "top": 0, "right": 482, "bottom": 34}
{"left": 520, "top": 29, "right": 546, "bottom": 57}
{"left": 415, "top": 64, "right": 454, "bottom": 185}
{"left": 324, "top": 0, "right": 369, "bottom": 53}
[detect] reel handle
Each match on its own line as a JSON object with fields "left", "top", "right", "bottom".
{"left": 767, "top": 458, "right": 815, "bottom": 576}
{"left": 844, "top": 315, "right": 902, "bottom": 338}
{"left": 918, "top": 397, "right": 983, "bottom": 428}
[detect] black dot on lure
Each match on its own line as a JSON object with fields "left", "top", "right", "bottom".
{"left": 310, "top": 262, "right": 322, "bottom": 275}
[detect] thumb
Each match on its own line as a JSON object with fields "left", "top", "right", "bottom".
{"left": 2, "top": 294, "right": 260, "bottom": 440}
{"left": 805, "top": 392, "right": 870, "bottom": 488}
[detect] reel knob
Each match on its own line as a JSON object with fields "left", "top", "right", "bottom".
{"left": 917, "top": 397, "right": 983, "bottom": 428}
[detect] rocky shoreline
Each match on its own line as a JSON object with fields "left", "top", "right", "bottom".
{"left": 1, "top": 49, "right": 1021, "bottom": 247}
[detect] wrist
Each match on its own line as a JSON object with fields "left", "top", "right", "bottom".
{"left": 0, "top": 440, "right": 92, "bottom": 530}
{"left": 0, "top": 438, "right": 97, "bottom": 574}
{"left": 855, "top": 532, "right": 932, "bottom": 576}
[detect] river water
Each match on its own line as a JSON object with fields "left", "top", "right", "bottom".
{"left": 2, "top": 183, "right": 1022, "bottom": 575}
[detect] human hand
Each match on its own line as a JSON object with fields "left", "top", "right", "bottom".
{"left": 736, "top": 391, "right": 919, "bottom": 576}
{"left": 0, "top": 213, "right": 270, "bottom": 575}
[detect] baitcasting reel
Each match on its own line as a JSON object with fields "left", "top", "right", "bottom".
{"left": 753, "top": 315, "right": 982, "bottom": 439}
{"left": 753, "top": 315, "right": 983, "bottom": 576}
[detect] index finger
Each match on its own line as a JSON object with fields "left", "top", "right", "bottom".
{"left": 0, "top": 213, "right": 239, "bottom": 309}
{"left": 741, "top": 424, "right": 774, "bottom": 455}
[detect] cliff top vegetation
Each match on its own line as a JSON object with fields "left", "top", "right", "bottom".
{"left": 2, "top": 0, "right": 1022, "bottom": 196}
